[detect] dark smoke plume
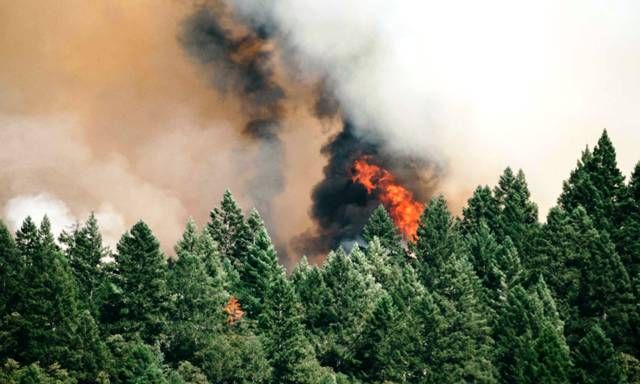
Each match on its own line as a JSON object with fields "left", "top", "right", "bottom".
{"left": 180, "top": 4, "right": 285, "bottom": 234}
{"left": 181, "top": 2, "right": 441, "bottom": 260}
{"left": 293, "top": 120, "right": 440, "bottom": 257}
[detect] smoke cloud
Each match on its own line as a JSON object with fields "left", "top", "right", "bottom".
{"left": 2, "top": 0, "right": 640, "bottom": 264}
{"left": 179, "top": 3, "right": 294, "bottom": 256}
{"left": 292, "top": 121, "right": 439, "bottom": 257}
{"left": 4, "top": 193, "right": 125, "bottom": 248}
{"left": 232, "top": 0, "right": 640, "bottom": 215}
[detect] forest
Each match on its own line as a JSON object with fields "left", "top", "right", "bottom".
{"left": 0, "top": 130, "right": 639, "bottom": 383}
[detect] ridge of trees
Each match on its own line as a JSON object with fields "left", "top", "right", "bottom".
{"left": 1, "top": 130, "right": 639, "bottom": 383}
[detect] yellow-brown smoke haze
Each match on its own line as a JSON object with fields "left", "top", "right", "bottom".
{"left": 0, "top": 0, "right": 330, "bottom": 260}
{"left": 3, "top": 0, "right": 640, "bottom": 262}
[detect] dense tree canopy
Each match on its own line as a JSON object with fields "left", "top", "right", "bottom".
{"left": 0, "top": 130, "right": 638, "bottom": 383}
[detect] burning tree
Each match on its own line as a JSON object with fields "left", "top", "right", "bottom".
{"left": 352, "top": 157, "right": 425, "bottom": 240}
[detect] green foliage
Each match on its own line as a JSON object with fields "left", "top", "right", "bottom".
{"left": 427, "top": 253, "right": 498, "bottom": 384}
{"left": 0, "top": 219, "right": 21, "bottom": 361}
{"left": 259, "top": 275, "right": 325, "bottom": 384}
{"left": 494, "top": 169, "right": 539, "bottom": 244}
{"left": 620, "top": 162, "right": 640, "bottom": 280}
{"left": 461, "top": 185, "right": 501, "bottom": 235}
{"left": 494, "top": 282, "right": 570, "bottom": 384}
{"left": 165, "top": 220, "right": 227, "bottom": 365}
{"left": 59, "top": 213, "right": 108, "bottom": 316}
{"left": 362, "top": 205, "right": 404, "bottom": 261}
{"left": 537, "top": 206, "right": 635, "bottom": 351}
{"left": 571, "top": 324, "right": 627, "bottom": 384}
{"left": 196, "top": 330, "right": 271, "bottom": 384}
{"left": 413, "top": 195, "right": 458, "bottom": 287}
{"left": 464, "top": 221, "right": 523, "bottom": 309}
{"left": 1, "top": 128, "right": 639, "bottom": 383}
{"left": 559, "top": 131, "right": 626, "bottom": 233}
{"left": 0, "top": 359, "right": 76, "bottom": 384}
{"left": 10, "top": 216, "right": 109, "bottom": 380}
{"left": 206, "top": 190, "right": 251, "bottom": 271}
{"left": 236, "top": 217, "right": 285, "bottom": 317}
{"left": 105, "top": 335, "right": 167, "bottom": 384}
{"left": 316, "top": 247, "right": 380, "bottom": 373}
{"left": 106, "top": 221, "right": 168, "bottom": 344}
{"left": 166, "top": 361, "right": 209, "bottom": 384}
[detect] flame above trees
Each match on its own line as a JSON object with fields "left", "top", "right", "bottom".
{"left": 352, "top": 157, "right": 425, "bottom": 240}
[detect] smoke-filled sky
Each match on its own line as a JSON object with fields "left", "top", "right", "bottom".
{"left": 2, "top": 0, "right": 640, "bottom": 262}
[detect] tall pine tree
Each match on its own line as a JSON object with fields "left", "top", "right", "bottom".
{"left": 236, "top": 214, "right": 284, "bottom": 318}
{"left": 165, "top": 219, "right": 228, "bottom": 365}
{"left": 413, "top": 196, "right": 458, "bottom": 287}
{"left": 259, "top": 275, "right": 328, "bottom": 384}
{"left": 0, "top": 219, "right": 21, "bottom": 361}
{"left": 207, "top": 190, "right": 251, "bottom": 271}
{"left": 537, "top": 206, "right": 635, "bottom": 352}
{"left": 107, "top": 221, "right": 168, "bottom": 344}
{"left": 461, "top": 185, "right": 501, "bottom": 235}
{"left": 493, "top": 168, "right": 539, "bottom": 261}
{"left": 571, "top": 324, "right": 627, "bottom": 384}
{"left": 362, "top": 205, "right": 404, "bottom": 261}
{"left": 59, "top": 213, "right": 108, "bottom": 317}
{"left": 427, "top": 252, "right": 497, "bottom": 384}
{"left": 494, "top": 282, "right": 570, "bottom": 384}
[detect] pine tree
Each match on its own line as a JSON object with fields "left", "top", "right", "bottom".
{"left": 206, "top": 190, "right": 251, "bottom": 270}
{"left": 355, "top": 290, "right": 422, "bottom": 383}
{"left": 0, "top": 359, "right": 76, "bottom": 384}
{"left": 291, "top": 257, "right": 333, "bottom": 339}
{"left": 236, "top": 215, "right": 284, "bottom": 317}
{"left": 538, "top": 206, "right": 635, "bottom": 351}
{"left": 165, "top": 219, "right": 227, "bottom": 365}
{"left": 196, "top": 328, "right": 272, "bottom": 384}
{"left": 106, "top": 334, "right": 167, "bottom": 384}
{"left": 413, "top": 196, "right": 458, "bottom": 287}
{"left": 0, "top": 219, "right": 21, "bottom": 361}
{"left": 259, "top": 275, "right": 325, "bottom": 384}
{"left": 11, "top": 216, "right": 109, "bottom": 380}
{"left": 560, "top": 130, "right": 626, "bottom": 226}
{"left": 461, "top": 185, "right": 501, "bottom": 235}
{"left": 107, "top": 221, "right": 168, "bottom": 344}
{"left": 464, "top": 221, "right": 506, "bottom": 293}
{"left": 620, "top": 161, "right": 640, "bottom": 279}
{"left": 362, "top": 205, "right": 404, "bottom": 261}
{"left": 494, "top": 282, "right": 570, "bottom": 384}
{"left": 318, "top": 247, "right": 380, "bottom": 374}
{"left": 571, "top": 324, "right": 627, "bottom": 384}
{"left": 13, "top": 217, "right": 80, "bottom": 366}
{"left": 493, "top": 168, "right": 539, "bottom": 260}
{"left": 59, "top": 213, "right": 108, "bottom": 317}
{"left": 559, "top": 131, "right": 631, "bottom": 269}
{"left": 428, "top": 253, "right": 497, "bottom": 383}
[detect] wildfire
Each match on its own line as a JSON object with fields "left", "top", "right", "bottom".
{"left": 352, "top": 158, "right": 425, "bottom": 240}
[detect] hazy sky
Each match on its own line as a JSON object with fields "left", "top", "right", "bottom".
{"left": 1, "top": 0, "right": 639, "bottom": 258}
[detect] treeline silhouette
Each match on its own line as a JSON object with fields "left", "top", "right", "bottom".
{"left": 1, "top": 130, "right": 639, "bottom": 383}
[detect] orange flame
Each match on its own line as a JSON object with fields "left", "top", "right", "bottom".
{"left": 352, "top": 158, "right": 425, "bottom": 240}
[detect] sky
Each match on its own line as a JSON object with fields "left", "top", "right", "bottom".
{"left": 1, "top": 0, "right": 640, "bottom": 259}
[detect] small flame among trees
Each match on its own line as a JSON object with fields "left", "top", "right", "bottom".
{"left": 352, "top": 157, "right": 425, "bottom": 240}
{"left": 224, "top": 296, "right": 245, "bottom": 325}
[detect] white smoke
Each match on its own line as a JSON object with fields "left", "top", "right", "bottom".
{"left": 4, "top": 193, "right": 125, "bottom": 248}
{"left": 234, "top": 0, "right": 640, "bottom": 215}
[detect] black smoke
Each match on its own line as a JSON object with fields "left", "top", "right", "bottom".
{"left": 180, "top": 2, "right": 441, "bottom": 261}
{"left": 293, "top": 119, "right": 440, "bottom": 257}
{"left": 181, "top": 4, "right": 287, "bottom": 252}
